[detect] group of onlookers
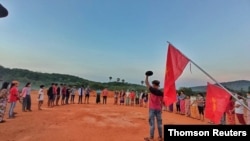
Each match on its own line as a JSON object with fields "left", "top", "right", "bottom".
{"left": 112, "top": 89, "right": 149, "bottom": 107}
{"left": 163, "top": 91, "right": 250, "bottom": 125}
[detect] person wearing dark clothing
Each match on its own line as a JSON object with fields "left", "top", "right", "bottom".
{"left": 47, "top": 83, "right": 54, "bottom": 107}
{"left": 65, "top": 87, "right": 71, "bottom": 104}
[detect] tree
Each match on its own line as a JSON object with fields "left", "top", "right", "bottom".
{"left": 178, "top": 87, "right": 193, "bottom": 96}
{"left": 122, "top": 79, "right": 125, "bottom": 83}
{"left": 109, "top": 76, "right": 112, "bottom": 82}
{"left": 117, "top": 78, "right": 120, "bottom": 82}
{"left": 141, "top": 80, "right": 144, "bottom": 85}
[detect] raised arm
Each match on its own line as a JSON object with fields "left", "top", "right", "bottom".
{"left": 145, "top": 75, "right": 151, "bottom": 89}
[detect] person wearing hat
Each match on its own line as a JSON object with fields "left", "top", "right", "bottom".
{"left": 144, "top": 73, "right": 163, "bottom": 141}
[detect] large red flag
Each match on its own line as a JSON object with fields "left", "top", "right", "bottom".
{"left": 204, "top": 82, "right": 231, "bottom": 124}
{"left": 164, "top": 44, "right": 189, "bottom": 106}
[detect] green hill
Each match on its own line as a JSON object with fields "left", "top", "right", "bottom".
{"left": 0, "top": 65, "right": 146, "bottom": 91}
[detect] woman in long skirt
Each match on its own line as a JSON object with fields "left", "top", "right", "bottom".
{"left": 0, "top": 82, "right": 9, "bottom": 123}
{"left": 180, "top": 91, "right": 186, "bottom": 115}
{"left": 96, "top": 89, "right": 101, "bottom": 104}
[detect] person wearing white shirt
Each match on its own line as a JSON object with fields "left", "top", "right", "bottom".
{"left": 78, "top": 86, "right": 84, "bottom": 104}
{"left": 38, "top": 85, "right": 45, "bottom": 110}
{"left": 235, "top": 95, "right": 246, "bottom": 125}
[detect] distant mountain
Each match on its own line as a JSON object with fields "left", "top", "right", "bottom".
{"left": 189, "top": 80, "right": 250, "bottom": 92}
{"left": 0, "top": 65, "right": 146, "bottom": 91}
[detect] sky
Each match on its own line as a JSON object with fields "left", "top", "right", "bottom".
{"left": 0, "top": 0, "right": 250, "bottom": 88}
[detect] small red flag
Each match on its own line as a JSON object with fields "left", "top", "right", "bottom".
{"left": 164, "top": 44, "right": 189, "bottom": 106}
{"left": 204, "top": 82, "right": 231, "bottom": 124}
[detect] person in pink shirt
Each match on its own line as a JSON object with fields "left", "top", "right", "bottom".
{"left": 144, "top": 74, "right": 163, "bottom": 141}
{"left": 102, "top": 88, "right": 108, "bottom": 104}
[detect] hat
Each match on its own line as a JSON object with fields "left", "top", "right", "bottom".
{"left": 152, "top": 80, "right": 160, "bottom": 86}
{"left": 145, "top": 71, "right": 153, "bottom": 76}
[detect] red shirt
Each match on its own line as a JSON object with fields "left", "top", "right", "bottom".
{"left": 9, "top": 87, "right": 18, "bottom": 102}
{"left": 130, "top": 92, "right": 135, "bottom": 99}
{"left": 62, "top": 87, "right": 66, "bottom": 95}
{"left": 53, "top": 86, "right": 57, "bottom": 95}
{"left": 226, "top": 100, "right": 235, "bottom": 114}
{"left": 102, "top": 89, "right": 108, "bottom": 96}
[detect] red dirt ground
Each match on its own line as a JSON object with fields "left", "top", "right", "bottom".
{"left": 1, "top": 91, "right": 211, "bottom": 141}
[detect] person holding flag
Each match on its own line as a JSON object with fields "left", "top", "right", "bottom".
{"left": 144, "top": 71, "right": 163, "bottom": 141}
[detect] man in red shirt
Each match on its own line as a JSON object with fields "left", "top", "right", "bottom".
{"left": 102, "top": 88, "right": 108, "bottom": 104}
{"left": 144, "top": 74, "right": 163, "bottom": 141}
{"left": 130, "top": 90, "right": 135, "bottom": 106}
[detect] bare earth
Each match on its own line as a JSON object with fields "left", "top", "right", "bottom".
{"left": 0, "top": 91, "right": 208, "bottom": 141}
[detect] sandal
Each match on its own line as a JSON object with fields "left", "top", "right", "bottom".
{"left": 144, "top": 137, "right": 154, "bottom": 141}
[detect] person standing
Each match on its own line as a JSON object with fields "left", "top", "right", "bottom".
{"left": 144, "top": 74, "right": 163, "bottom": 141}
{"left": 247, "top": 92, "right": 250, "bottom": 124}
{"left": 225, "top": 96, "right": 235, "bottom": 125}
{"left": 235, "top": 94, "right": 246, "bottom": 125}
{"left": 179, "top": 91, "right": 186, "bottom": 115}
{"left": 96, "top": 89, "right": 101, "bottom": 104}
{"left": 125, "top": 90, "right": 130, "bottom": 106}
{"left": 102, "top": 88, "right": 108, "bottom": 104}
{"left": 135, "top": 90, "right": 140, "bottom": 106}
{"left": 21, "top": 82, "right": 32, "bottom": 112}
{"left": 144, "top": 91, "right": 149, "bottom": 108}
{"left": 38, "top": 85, "right": 45, "bottom": 110}
{"left": 52, "top": 83, "right": 58, "bottom": 106}
{"left": 84, "top": 86, "right": 90, "bottom": 104}
{"left": 0, "top": 82, "right": 9, "bottom": 123}
{"left": 197, "top": 93, "right": 205, "bottom": 121}
{"left": 55, "top": 84, "right": 62, "bottom": 106}
{"left": 47, "top": 83, "right": 55, "bottom": 107}
{"left": 70, "top": 86, "right": 76, "bottom": 104}
{"left": 130, "top": 90, "right": 135, "bottom": 106}
{"left": 139, "top": 91, "right": 145, "bottom": 107}
{"left": 119, "top": 90, "right": 125, "bottom": 105}
{"left": 8, "top": 82, "right": 19, "bottom": 119}
{"left": 176, "top": 93, "right": 181, "bottom": 114}
{"left": 185, "top": 95, "right": 191, "bottom": 117}
{"left": 78, "top": 86, "right": 84, "bottom": 104}
{"left": 61, "top": 84, "right": 67, "bottom": 105}
{"left": 114, "top": 90, "right": 119, "bottom": 105}
{"left": 65, "top": 85, "right": 71, "bottom": 104}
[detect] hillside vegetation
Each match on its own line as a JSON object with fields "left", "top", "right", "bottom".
{"left": 0, "top": 65, "right": 146, "bottom": 91}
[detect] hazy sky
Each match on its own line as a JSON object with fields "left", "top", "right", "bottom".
{"left": 0, "top": 0, "right": 250, "bottom": 88}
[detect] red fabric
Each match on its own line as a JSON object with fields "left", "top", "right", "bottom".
{"left": 164, "top": 44, "right": 189, "bottom": 106}
{"left": 204, "top": 82, "right": 231, "bottom": 124}
{"left": 102, "top": 89, "right": 108, "bottom": 96}
{"left": 9, "top": 87, "right": 18, "bottom": 102}
{"left": 53, "top": 86, "right": 57, "bottom": 95}
{"left": 130, "top": 92, "right": 135, "bottom": 99}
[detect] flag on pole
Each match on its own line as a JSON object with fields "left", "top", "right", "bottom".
{"left": 164, "top": 43, "right": 189, "bottom": 106}
{"left": 204, "top": 82, "right": 231, "bottom": 124}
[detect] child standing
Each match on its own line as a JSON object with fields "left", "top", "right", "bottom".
{"left": 38, "top": 85, "right": 45, "bottom": 110}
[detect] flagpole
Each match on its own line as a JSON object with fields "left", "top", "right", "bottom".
{"left": 167, "top": 41, "right": 250, "bottom": 111}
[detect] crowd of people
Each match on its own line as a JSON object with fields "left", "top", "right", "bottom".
{"left": 162, "top": 91, "right": 250, "bottom": 125}
{"left": 0, "top": 80, "right": 151, "bottom": 123}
